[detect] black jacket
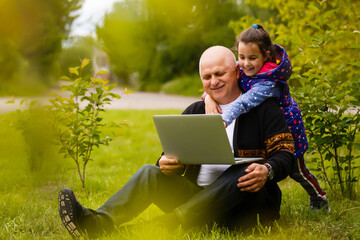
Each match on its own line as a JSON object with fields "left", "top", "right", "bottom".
{"left": 157, "top": 98, "right": 295, "bottom": 185}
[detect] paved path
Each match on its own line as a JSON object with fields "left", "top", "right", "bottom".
{"left": 0, "top": 88, "right": 199, "bottom": 114}
{"left": 1, "top": 89, "right": 358, "bottom": 114}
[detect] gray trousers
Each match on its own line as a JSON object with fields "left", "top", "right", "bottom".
{"left": 97, "top": 164, "right": 281, "bottom": 229}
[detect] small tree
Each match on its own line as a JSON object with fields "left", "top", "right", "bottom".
{"left": 6, "top": 59, "right": 129, "bottom": 188}
{"left": 49, "top": 58, "right": 124, "bottom": 188}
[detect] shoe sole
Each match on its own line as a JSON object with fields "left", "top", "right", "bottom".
{"left": 58, "top": 188, "right": 85, "bottom": 239}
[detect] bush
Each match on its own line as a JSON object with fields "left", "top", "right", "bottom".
{"left": 160, "top": 74, "right": 203, "bottom": 97}
{"left": 230, "top": 0, "right": 360, "bottom": 199}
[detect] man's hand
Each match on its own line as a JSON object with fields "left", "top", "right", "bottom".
{"left": 237, "top": 163, "right": 269, "bottom": 192}
{"left": 159, "top": 155, "right": 185, "bottom": 176}
{"left": 205, "top": 94, "right": 223, "bottom": 114}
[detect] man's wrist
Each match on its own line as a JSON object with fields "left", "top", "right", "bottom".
{"left": 264, "top": 163, "right": 274, "bottom": 180}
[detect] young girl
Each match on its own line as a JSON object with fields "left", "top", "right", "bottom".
{"left": 204, "top": 24, "right": 329, "bottom": 211}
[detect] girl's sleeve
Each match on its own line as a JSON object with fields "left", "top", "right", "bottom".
{"left": 222, "top": 81, "right": 281, "bottom": 126}
{"left": 201, "top": 92, "right": 207, "bottom": 101}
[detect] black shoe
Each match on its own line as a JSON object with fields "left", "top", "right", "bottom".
{"left": 58, "top": 188, "right": 86, "bottom": 239}
{"left": 58, "top": 188, "right": 115, "bottom": 239}
{"left": 310, "top": 196, "right": 330, "bottom": 212}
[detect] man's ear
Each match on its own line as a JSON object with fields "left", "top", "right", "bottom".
{"left": 235, "top": 63, "right": 240, "bottom": 79}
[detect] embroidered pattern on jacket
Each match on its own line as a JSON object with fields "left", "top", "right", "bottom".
{"left": 237, "top": 149, "right": 267, "bottom": 158}
{"left": 265, "top": 132, "right": 294, "bottom": 156}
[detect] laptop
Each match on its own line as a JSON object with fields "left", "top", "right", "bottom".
{"left": 153, "top": 114, "right": 263, "bottom": 165}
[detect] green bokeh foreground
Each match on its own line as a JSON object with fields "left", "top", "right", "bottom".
{"left": 0, "top": 110, "right": 359, "bottom": 239}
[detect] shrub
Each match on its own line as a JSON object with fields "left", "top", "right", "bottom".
{"left": 160, "top": 74, "right": 203, "bottom": 97}
{"left": 230, "top": 0, "right": 360, "bottom": 199}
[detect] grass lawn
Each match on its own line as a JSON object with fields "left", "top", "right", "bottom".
{"left": 0, "top": 109, "right": 359, "bottom": 239}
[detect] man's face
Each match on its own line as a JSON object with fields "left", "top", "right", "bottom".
{"left": 200, "top": 55, "right": 240, "bottom": 105}
{"left": 238, "top": 41, "right": 269, "bottom": 77}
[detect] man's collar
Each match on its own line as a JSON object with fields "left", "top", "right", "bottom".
{"left": 219, "top": 93, "right": 242, "bottom": 109}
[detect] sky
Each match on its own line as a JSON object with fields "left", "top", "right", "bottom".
{"left": 70, "top": 0, "right": 122, "bottom": 37}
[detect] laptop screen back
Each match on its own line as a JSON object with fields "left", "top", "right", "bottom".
{"left": 153, "top": 114, "right": 236, "bottom": 164}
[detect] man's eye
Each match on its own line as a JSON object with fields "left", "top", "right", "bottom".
{"left": 202, "top": 75, "right": 210, "bottom": 80}
{"left": 216, "top": 72, "right": 225, "bottom": 76}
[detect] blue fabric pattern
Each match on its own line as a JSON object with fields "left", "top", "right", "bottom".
{"left": 222, "top": 81, "right": 281, "bottom": 126}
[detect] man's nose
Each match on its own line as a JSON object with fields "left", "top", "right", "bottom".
{"left": 210, "top": 76, "right": 219, "bottom": 85}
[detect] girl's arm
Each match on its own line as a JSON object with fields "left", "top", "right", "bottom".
{"left": 222, "top": 81, "right": 281, "bottom": 126}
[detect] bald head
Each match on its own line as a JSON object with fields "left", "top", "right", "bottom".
{"left": 199, "top": 46, "right": 241, "bottom": 105}
{"left": 199, "top": 46, "right": 236, "bottom": 76}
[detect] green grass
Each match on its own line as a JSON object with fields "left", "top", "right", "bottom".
{"left": 0, "top": 109, "right": 359, "bottom": 239}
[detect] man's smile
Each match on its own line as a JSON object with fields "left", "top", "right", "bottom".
{"left": 210, "top": 84, "right": 225, "bottom": 91}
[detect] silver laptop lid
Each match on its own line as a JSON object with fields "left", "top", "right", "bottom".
{"left": 153, "top": 114, "right": 237, "bottom": 164}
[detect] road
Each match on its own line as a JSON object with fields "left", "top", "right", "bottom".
{"left": 0, "top": 89, "right": 199, "bottom": 114}
{"left": 1, "top": 89, "right": 358, "bottom": 114}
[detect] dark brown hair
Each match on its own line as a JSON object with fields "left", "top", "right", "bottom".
{"left": 236, "top": 24, "right": 279, "bottom": 63}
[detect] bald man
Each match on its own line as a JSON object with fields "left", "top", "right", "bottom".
{"left": 58, "top": 46, "right": 295, "bottom": 239}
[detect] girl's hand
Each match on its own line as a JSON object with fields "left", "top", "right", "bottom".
{"left": 204, "top": 94, "right": 222, "bottom": 114}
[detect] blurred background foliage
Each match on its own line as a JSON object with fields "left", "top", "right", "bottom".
{"left": 58, "top": 36, "right": 95, "bottom": 77}
{"left": 97, "top": 0, "right": 247, "bottom": 91}
{"left": 0, "top": 0, "right": 83, "bottom": 96}
{"left": 0, "top": 0, "right": 358, "bottom": 96}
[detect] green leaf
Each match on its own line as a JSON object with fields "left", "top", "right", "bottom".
{"left": 96, "top": 87, "right": 104, "bottom": 96}
{"left": 69, "top": 67, "right": 80, "bottom": 76}
{"left": 80, "top": 96, "right": 91, "bottom": 102}
{"left": 101, "top": 97, "right": 111, "bottom": 101}
{"left": 81, "top": 58, "right": 91, "bottom": 69}
{"left": 106, "top": 84, "right": 117, "bottom": 91}
{"left": 124, "top": 88, "right": 134, "bottom": 95}
{"left": 29, "top": 101, "right": 37, "bottom": 107}
{"left": 91, "top": 78, "right": 104, "bottom": 85}
{"left": 307, "top": 4, "right": 320, "bottom": 13}
{"left": 292, "top": 67, "right": 301, "bottom": 72}
{"left": 96, "top": 70, "right": 109, "bottom": 75}
{"left": 60, "top": 76, "right": 71, "bottom": 81}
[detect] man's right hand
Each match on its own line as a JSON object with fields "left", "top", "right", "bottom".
{"left": 159, "top": 155, "right": 185, "bottom": 176}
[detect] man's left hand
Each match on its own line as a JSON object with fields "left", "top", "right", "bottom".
{"left": 237, "top": 163, "right": 268, "bottom": 192}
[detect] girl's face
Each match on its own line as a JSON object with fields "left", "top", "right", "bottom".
{"left": 237, "top": 42, "right": 269, "bottom": 76}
